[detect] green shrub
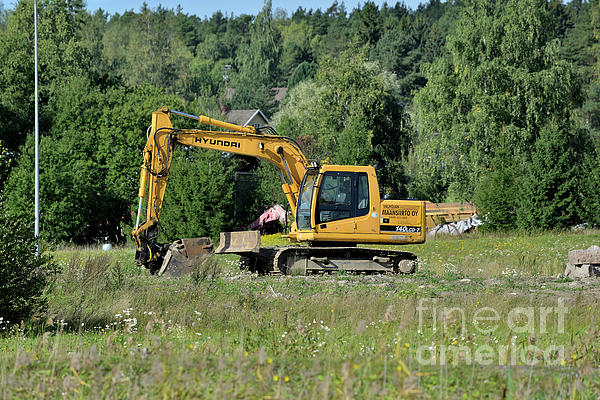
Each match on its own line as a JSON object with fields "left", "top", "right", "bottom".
{"left": 474, "top": 151, "right": 519, "bottom": 230}
{"left": 159, "top": 147, "right": 237, "bottom": 242}
{"left": 0, "top": 210, "right": 56, "bottom": 325}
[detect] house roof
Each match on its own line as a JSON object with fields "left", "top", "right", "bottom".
{"left": 226, "top": 109, "right": 270, "bottom": 127}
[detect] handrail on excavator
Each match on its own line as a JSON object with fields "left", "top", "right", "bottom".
{"left": 169, "top": 108, "right": 258, "bottom": 134}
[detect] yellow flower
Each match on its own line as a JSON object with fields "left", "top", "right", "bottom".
{"left": 267, "top": 357, "right": 273, "bottom": 364}
{"left": 284, "top": 376, "right": 290, "bottom": 382}
{"left": 353, "top": 364, "right": 358, "bottom": 370}
{"left": 244, "top": 351, "right": 248, "bottom": 357}
{"left": 189, "top": 344, "right": 194, "bottom": 349}
{"left": 404, "top": 343, "right": 410, "bottom": 348}
{"left": 273, "top": 375, "right": 279, "bottom": 382}
{"left": 561, "top": 360, "right": 566, "bottom": 366}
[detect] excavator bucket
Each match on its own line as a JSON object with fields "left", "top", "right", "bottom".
{"left": 215, "top": 231, "right": 261, "bottom": 254}
{"left": 158, "top": 237, "right": 213, "bottom": 277}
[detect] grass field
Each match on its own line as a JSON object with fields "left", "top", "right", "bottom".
{"left": 2, "top": 230, "right": 600, "bottom": 398}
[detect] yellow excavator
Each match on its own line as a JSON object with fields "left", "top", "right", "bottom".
{"left": 132, "top": 107, "right": 426, "bottom": 275}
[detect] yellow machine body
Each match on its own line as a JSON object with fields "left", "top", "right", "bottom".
{"left": 132, "top": 107, "right": 425, "bottom": 274}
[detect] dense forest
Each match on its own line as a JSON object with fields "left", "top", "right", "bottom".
{"left": 0, "top": 0, "right": 598, "bottom": 244}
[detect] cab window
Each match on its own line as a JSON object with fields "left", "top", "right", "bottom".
{"left": 317, "top": 173, "right": 352, "bottom": 223}
{"left": 296, "top": 170, "right": 318, "bottom": 230}
{"left": 315, "top": 171, "right": 370, "bottom": 224}
{"left": 357, "top": 173, "right": 369, "bottom": 211}
{"left": 319, "top": 175, "right": 352, "bottom": 206}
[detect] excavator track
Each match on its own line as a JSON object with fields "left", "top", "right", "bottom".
{"left": 239, "top": 246, "right": 417, "bottom": 275}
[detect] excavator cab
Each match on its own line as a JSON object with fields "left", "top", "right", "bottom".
{"left": 297, "top": 168, "right": 367, "bottom": 230}
{"left": 290, "top": 164, "right": 426, "bottom": 247}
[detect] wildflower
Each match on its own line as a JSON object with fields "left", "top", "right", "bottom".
{"left": 244, "top": 351, "right": 248, "bottom": 357}
{"left": 273, "top": 375, "right": 279, "bottom": 382}
{"left": 284, "top": 376, "right": 290, "bottom": 382}
{"left": 267, "top": 357, "right": 273, "bottom": 364}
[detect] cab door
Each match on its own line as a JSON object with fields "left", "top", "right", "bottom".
{"left": 353, "top": 172, "right": 378, "bottom": 234}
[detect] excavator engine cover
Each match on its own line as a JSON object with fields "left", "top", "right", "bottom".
{"left": 215, "top": 231, "right": 261, "bottom": 254}
{"left": 158, "top": 237, "right": 213, "bottom": 277}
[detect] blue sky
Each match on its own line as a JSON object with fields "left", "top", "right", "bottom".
{"left": 84, "top": 1, "right": 424, "bottom": 18}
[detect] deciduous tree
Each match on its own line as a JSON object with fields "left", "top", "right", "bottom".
{"left": 412, "top": 0, "right": 589, "bottom": 228}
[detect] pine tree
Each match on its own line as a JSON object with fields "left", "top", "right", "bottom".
{"left": 232, "top": 0, "right": 282, "bottom": 111}
{"left": 517, "top": 122, "right": 588, "bottom": 229}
